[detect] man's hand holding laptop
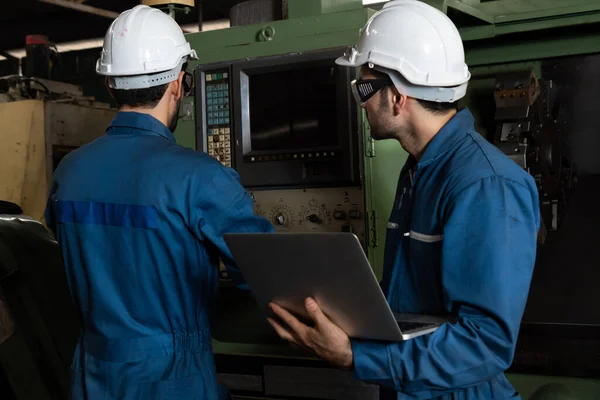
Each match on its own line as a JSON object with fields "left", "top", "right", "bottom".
{"left": 268, "top": 297, "right": 354, "bottom": 370}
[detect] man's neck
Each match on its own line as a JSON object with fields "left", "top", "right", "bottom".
{"left": 120, "top": 106, "right": 168, "bottom": 128}
{"left": 402, "top": 110, "right": 457, "bottom": 161}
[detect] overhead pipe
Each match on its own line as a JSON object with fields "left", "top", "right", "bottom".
{"left": 37, "top": 0, "right": 119, "bottom": 19}
{"left": 195, "top": 0, "right": 203, "bottom": 31}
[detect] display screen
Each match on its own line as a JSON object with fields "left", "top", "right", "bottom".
{"left": 248, "top": 66, "right": 338, "bottom": 152}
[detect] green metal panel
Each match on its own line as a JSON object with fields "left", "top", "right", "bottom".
{"left": 173, "top": 97, "right": 196, "bottom": 149}
{"left": 421, "top": 0, "right": 600, "bottom": 42}
{"left": 446, "top": 0, "right": 495, "bottom": 23}
{"left": 362, "top": 121, "right": 407, "bottom": 280}
{"left": 185, "top": 8, "right": 373, "bottom": 61}
{"left": 482, "top": 0, "right": 600, "bottom": 24}
{"left": 287, "top": 0, "right": 363, "bottom": 19}
{"left": 465, "top": 30, "right": 600, "bottom": 67}
{"left": 507, "top": 374, "right": 600, "bottom": 399}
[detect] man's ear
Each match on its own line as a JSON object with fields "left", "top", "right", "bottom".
{"left": 391, "top": 87, "right": 406, "bottom": 115}
{"left": 171, "top": 71, "right": 185, "bottom": 102}
{"left": 105, "top": 77, "right": 116, "bottom": 101}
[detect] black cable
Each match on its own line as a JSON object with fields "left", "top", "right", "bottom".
{"left": 0, "top": 76, "right": 52, "bottom": 99}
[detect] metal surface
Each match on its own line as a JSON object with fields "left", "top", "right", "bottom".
{"left": 464, "top": 25, "right": 600, "bottom": 67}
{"left": 0, "top": 100, "right": 115, "bottom": 223}
{"left": 250, "top": 187, "right": 366, "bottom": 241}
{"left": 507, "top": 374, "right": 600, "bottom": 400}
{"left": 288, "top": 0, "right": 362, "bottom": 18}
{"left": 0, "top": 75, "right": 111, "bottom": 107}
{"left": 230, "top": 0, "right": 285, "bottom": 26}
{"left": 492, "top": 71, "right": 576, "bottom": 236}
{"left": 441, "top": 0, "right": 600, "bottom": 41}
{"left": 264, "top": 365, "right": 378, "bottom": 399}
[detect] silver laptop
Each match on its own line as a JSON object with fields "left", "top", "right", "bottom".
{"left": 223, "top": 232, "right": 452, "bottom": 341}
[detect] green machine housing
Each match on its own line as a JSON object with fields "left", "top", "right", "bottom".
{"left": 173, "top": 0, "right": 600, "bottom": 398}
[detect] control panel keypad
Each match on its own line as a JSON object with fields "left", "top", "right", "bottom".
{"left": 205, "top": 71, "right": 232, "bottom": 168}
{"left": 207, "top": 127, "right": 232, "bottom": 167}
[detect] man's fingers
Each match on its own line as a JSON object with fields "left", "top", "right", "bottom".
{"left": 267, "top": 317, "right": 298, "bottom": 344}
{"left": 269, "top": 303, "right": 308, "bottom": 337}
{"left": 305, "top": 298, "right": 329, "bottom": 326}
{"left": 267, "top": 318, "right": 313, "bottom": 352}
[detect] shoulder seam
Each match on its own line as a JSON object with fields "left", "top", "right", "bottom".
{"left": 466, "top": 131, "right": 497, "bottom": 174}
{"left": 451, "top": 173, "right": 532, "bottom": 202}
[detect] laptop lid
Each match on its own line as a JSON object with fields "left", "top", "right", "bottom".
{"left": 223, "top": 232, "right": 404, "bottom": 342}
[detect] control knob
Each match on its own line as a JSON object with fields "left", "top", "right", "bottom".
{"left": 307, "top": 214, "right": 322, "bottom": 224}
{"left": 304, "top": 206, "right": 326, "bottom": 225}
{"left": 275, "top": 214, "right": 287, "bottom": 225}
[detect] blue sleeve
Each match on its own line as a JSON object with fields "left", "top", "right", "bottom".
{"left": 351, "top": 176, "right": 540, "bottom": 395}
{"left": 194, "top": 166, "right": 275, "bottom": 288}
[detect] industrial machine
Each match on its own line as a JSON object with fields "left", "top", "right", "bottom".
{"left": 493, "top": 71, "right": 576, "bottom": 241}
{"left": 195, "top": 48, "right": 366, "bottom": 247}
{"left": 171, "top": 0, "right": 600, "bottom": 398}
{"left": 0, "top": 78, "right": 115, "bottom": 223}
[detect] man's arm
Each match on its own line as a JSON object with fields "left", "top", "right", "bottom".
{"left": 351, "top": 175, "right": 540, "bottom": 395}
{"left": 194, "top": 166, "right": 275, "bottom": 288}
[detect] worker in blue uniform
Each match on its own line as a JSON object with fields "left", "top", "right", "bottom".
{"left": 44, "top": 5, "right": 273, "bottom": 399}
{"left": 267, "top": 1, "right": 540, "bottom": 399}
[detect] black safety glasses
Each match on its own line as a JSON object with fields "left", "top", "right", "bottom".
{"left": 351, "top": 77, "right": 393, "bottom": 105}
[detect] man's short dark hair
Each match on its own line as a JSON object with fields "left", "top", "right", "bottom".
{"left": 112, "top": 84, "right": 169, "bottom": 109}
{"left": 415, "top": 98, "right": 458, "bottom": 115}
{"left": 111, "top": 62, "right": 188, "bottom": 109}
{"left": 365, "top": 66, "right": 458, "bottom": 116}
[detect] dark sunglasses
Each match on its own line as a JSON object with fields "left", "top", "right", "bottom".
{"left": 183, "top": 71, "right": 194, "bottom": 96}
{"left": 351, "top": 77, "right": 393, "bottom": 105}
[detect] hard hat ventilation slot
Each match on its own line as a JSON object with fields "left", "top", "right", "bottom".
{"left": 110, "top": 61, "right": 185, "bottom": 90}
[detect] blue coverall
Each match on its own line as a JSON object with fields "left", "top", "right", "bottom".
{"left": 351, "top": 109, "right": 540, "bottom": 399}
{"left": 45, "top": 112, "right": 273, "bottom": 399}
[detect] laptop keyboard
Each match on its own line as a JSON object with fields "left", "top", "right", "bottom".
{"left": 398, "top": 321, "right": 436, "bottom": 332}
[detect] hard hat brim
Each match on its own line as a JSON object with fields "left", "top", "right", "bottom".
{"left": 335, "top": 55, "right": 357, "bottom": 67}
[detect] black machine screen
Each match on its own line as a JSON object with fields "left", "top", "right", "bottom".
{"left": 248, "top": 66, "right": 338, "bottom": 152}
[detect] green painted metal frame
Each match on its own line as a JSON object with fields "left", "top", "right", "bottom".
{"left": 287, "top": 0, "right": 364, "bottom": 18}
{"left": 416, "top": 0, "right": 600, "bottom": 46}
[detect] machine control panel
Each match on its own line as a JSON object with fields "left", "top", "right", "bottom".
{"left": 204, "top": 70, "right": 233, "bottom": 167}
{"left": 250, "top": 187, "right": 366, "bottom": 244}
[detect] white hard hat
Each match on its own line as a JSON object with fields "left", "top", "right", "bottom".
{"left": 96, "top": 5, "right": 198, "bottom": 90}
{"left": 336, "top": 0, "right": 470, "bottom": 102}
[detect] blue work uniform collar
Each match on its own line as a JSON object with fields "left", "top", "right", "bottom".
{"left": 107, "top": 111, "right": 176, "bottom": 143}
{"left": 415, "top": 108, "right": 475, "bottom": 168}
